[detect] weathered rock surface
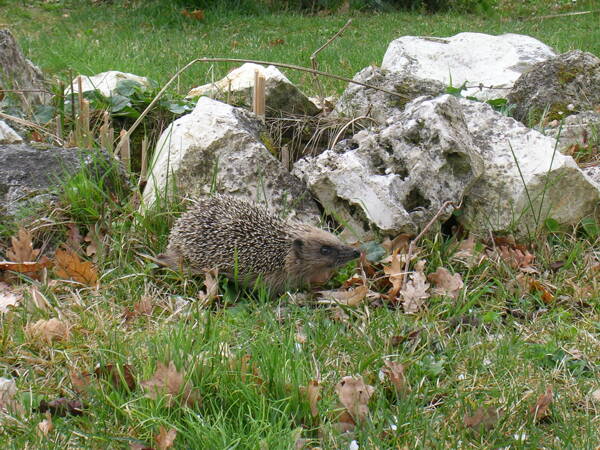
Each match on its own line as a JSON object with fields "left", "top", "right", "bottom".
{"left": 333, "top": 66, "right": 445, "bottom": 123}
{"left": 545, "top": 111, "right": 600, "bottom": 152}
{"left": 0, "top": 29, "right": 50, "bottom": 106}
{"left": 0, "top": 120, "right": 22, "bottom": 144}
{"left": 64, "top": 71, "right": 150, "bottom": 97}
{"left": 187, "top": 63, "right": 319, "bottom": 116}
{"left": 457, "top": 98, "right": 600, "bottom": 234}
{"left": 143, "top": 96, "right": 320, "bottom": 223}
{"left": 508, "top": 50, "right": 600, "bottom": 124}
{"left": 293, "top": 95, "right": 484, "bottom": 236}
{"left": 381, "top": 32, "right": 555, "bottom": 100}
{"left": 0, "top": 144, "right": 123, "bottom": 219}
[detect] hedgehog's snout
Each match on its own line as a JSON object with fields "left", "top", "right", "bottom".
{"left": 335, "top": 246, "right": 361, "bottom": 266}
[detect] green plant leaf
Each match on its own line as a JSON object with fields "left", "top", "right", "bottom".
{"left": 109, "top": 94, "right": 132, "bottom": 113}
{"left": 33, "top": 105, "right": 55, "bottom": 124}
{"left": 581, "top": 217, "right": 600, "bottom": 239}
{"left": 114, "top": 79, "right": 144, "bottom": 97}
{"left": 544, "top": 218, "right": 560, "bottom": 233}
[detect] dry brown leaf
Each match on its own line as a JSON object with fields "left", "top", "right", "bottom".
{"left": 54, "top": 248, "right": 98, "bottom": 286}
{"left": 463, "top": 406, "right": 500, "bottom": 432}
{"left": 70, "top": 370, "right": 92, "bottom": 394}
{"left": 0, "top": 377, "right": 24, "bottom": 414}
{"left": 382, "top": 360, "right": 409, "bottom": 395}
{"left": 452, "top": 235, "right": 484, "bottom": 267}
{"left": 26, "top": 318, "right": 70, "bottom": 344}
{"left": 197, "top": 268, "right": 219, "bottom": 305}
{"left": 95, "top": 363, "right": 136, "bottom": 391}
{"left": 0, "top": 258, "right": 53, "bottom": 275}
{"left": 528, "top": 279, "right": 554, "bottom": 304}
{"left": 318, "top": 285, "right": 368, "bottom": 307}
{"left": 155, "top": 426, "right": 177, "bottom": 449}
{"left": 37, "top": 411, "right": 53, "bottom": 437}
{"left": 495, "top": 244, "right": 535, "bottom": 270}
{"left": 428, "top": 267, "right": 464, "bottom": 299}
{"left": 38, "top": 398, "right": 83, "bottom": 416}
{"left": 181, "top": 8, "right": 204, "bottom": 20}
{"left": 529, "top": 386, "right": 553, "bottom": 422}
{"left": 383, "top": 249, "right": 404, "bottom": 297}
{"left": 0, "top": 281, "right": 22, "bottom": 313}
{"left": 7, "top": 228, "right": 40, "bottom": 262}
{"left": 306, "top": 380, "right": 321, "bottom": 418}
{"left": 382, "top": 233, "right": 413, "bottom": 254}
{"left": 335, "top": 376, "right": 375, "bottom": 424}
{"left": 141, "top": 361, "right": 200, "bottom": 407}
{"left": 400, "top": 260, "right": 429, "bottom": 314}
{"left": 295, "top": 326, "right": 307, "bottom": 344}
{"left": 123, "top": 296, "right": 154, "bottom": 321}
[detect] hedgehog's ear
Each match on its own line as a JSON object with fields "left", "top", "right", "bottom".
{"left": 293, "top": 238, "right": 304, "bottom": 257}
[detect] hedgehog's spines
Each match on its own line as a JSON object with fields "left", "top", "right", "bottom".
{"left": 161, "top": 194, "right": 360, "bottom": 294}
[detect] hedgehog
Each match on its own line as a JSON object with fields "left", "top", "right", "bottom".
{"left": 158, "top": 194, "right": 361, "bottom": 294}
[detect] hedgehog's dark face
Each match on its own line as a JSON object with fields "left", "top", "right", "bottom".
{"left": 292, "top": 229, "right": 360, "bottom": 272}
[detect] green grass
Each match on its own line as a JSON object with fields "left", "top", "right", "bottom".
{"left": 2, "top": 0, "right": 600, "bottom": 97}
{"left": 1, "top": 0, "right": 600, "bottom": 448}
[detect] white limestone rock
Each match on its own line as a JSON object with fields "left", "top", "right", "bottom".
{"left": 457, "top": 98, "right": 600, "bottom": 234}
{"left": 293, "top": 95, "right": 484, "bottom": 236}
{"left": 0, "top": 120, "right": 22, "bottom": 144}
{"left": 64, "top": 71, "right": 150, "bottom": 97}
{"left": 187, "top": 63, "right": 319, "bottom": 116}
{"left": 143, "top": 97, "right": 319, "bottom": 223}
{"left": 381, "top": 32, "right": 555, "bottom": 100}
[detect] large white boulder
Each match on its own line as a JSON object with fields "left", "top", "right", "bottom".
{"left": 187, "top": 63, "right": 319, "bottom": 116}
{"left": 381, "top": 32, "right": 555, "bottom": 100}
{"left": 143, "top": 97, "right": 319, "bottom": 223}
{"left": 458, "top": 97, "right": 600, "bottom": 234}
{"left": 64, "top": 71, "right": 150, "bottom": 97}
{"left": 293, "top": 95, "right": 484, "bottom": 236}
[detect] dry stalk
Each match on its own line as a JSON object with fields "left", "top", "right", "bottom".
{"left": 0, "top": 111, "right": 62, "bottom": 145}
{"left": 310, "top": 19, "right": 352, "bottom": 98}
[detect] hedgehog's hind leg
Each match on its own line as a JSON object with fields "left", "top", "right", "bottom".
{"left": 156, "top": 248, "right": 187, "bottom": 272}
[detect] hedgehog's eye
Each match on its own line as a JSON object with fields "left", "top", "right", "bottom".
{"left": 320, "top": 245, "right": 334, "bottom": 256}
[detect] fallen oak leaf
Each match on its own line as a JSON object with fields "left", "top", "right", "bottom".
{"left": 400, "top": 260, "right": 429, "bottom": 313}
{"left": 0, "top": 377, "right": 24, "bottom": 414}
{"left": 7, "top": 228, "right": 40, "bottom": 262}
{"left": 382, "top": 360, "right": 409, "bottom": 395}
{"left": 54, "top": 248, "right": 98, "bottom": 286}
{"left": 335, "top": 376, "right": 375, "bottom": 424}
{"left": 529, "top": 386, "right": 553, "bottom": 422}
{"left": 317, "top": 285, "right": 369, "bottom": 307}
{"left": 141, "top": 361, "right": 201, "bottom": 407}
{"left": 37, "top": 411, "right": 53, "bottom": 437}
{"left": 197, "top": 268, "right": 219, "bottom": 306}
{"left": 69, "top": 370, "right": 92, "bottom": 395}
{"left": 300, "top": 379, "right": 321, "bottom": 418}
{"left": 383, "top": 249, "right": 404, "bottom": 298}
{"left": 427, "top": 267, "right": 464, "bottom": 299}
{"left": 463, "top": 406, "right": 501, "bottom": 432}
{"left": 123, "top": 296, "right": 154, "bottom": 322}
{"left": 0, "top": 259, "right": 53, "bottom": 274}
{"left": 155, "top": 426, "right": 177, "bottom": 449}
{"left": 26, "top": 318, "right": 70, "bottom": 345}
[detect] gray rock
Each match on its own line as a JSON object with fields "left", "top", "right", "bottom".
{"left": 0, "top": 144, "right": 124, "bottom": 219}
{"left": 458, "top": 98, "right": 600, "bottom": 235}
{"left": 545, "top": 110, "right": 600, "bottom": 152}
{"left": 381, "top": 32, "right": 555, "bottom": 100}
{"left": 293, "top": 95, "right": 484, "bottom": 236}
{"left": 0, "top": 29, "right": 50, "bottom": 106}
{"left": 332, "top": 66, "right": 446, "bottom": 124}
{"left": 143, "top": 97, "right": 320, "bottom": 223}
{"left": 0, "top": 120, "right": 22, "bottom": 144}
{"left": 508, "top": 50, "right": 600, "bottom": 125}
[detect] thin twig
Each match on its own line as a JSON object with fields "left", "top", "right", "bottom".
{"left": 519, "top": 10, "right": 597, "bottom": 21}
{"left": 0, "top": 111, "right": 63, "bottom": 145}
{"left": 0, "top": 88, "right": 54, "bottom": 95}
{"left": 124, "top": 57, "right": 410, "bottom": 140}
{"left": 331, "top": 115, "right": 378, "bottom": 148}
{"left": 310, "top": 19, "right": 352, "bottom": 98}
{"left": 401, "top": 200, "right": 460, "bottom": 289}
